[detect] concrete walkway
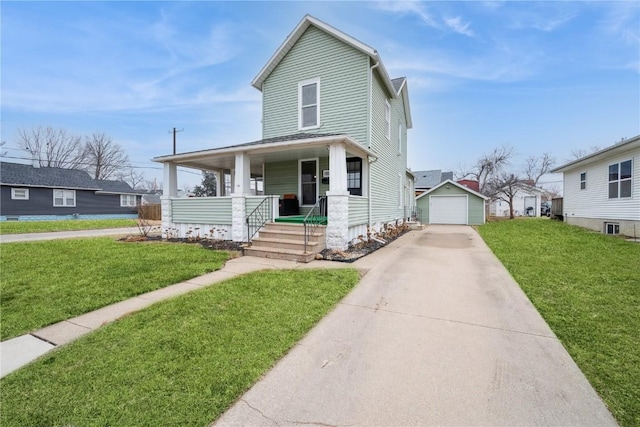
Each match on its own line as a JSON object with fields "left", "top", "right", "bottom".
{"left": 0, "top": 255, "right": 347, "bottom": 378}
{"left": 214, "top": 225, "right": 617, "bottom": 426}
{"left": 0, "top": 227, "right": 142, "bottom": 243}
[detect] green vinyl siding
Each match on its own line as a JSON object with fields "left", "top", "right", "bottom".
{"left": 264, "top": 160, "right": 298, "bottom": 197}
{"left": 348, "top": 196, "right": 368, "bottom": 226}
{"left": 262, "top": 26, "right": 369, "bottom": 145}
{"left": 415, "top": 185, "right": 486, "bottom": 225}
{"left": 171, "top": 198, "right": 232, "bottom": 224}
{"left": 369, "top": 72, "right": 407, "bottom": 224}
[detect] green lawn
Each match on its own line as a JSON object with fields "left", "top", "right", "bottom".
{"left": 0, "top": 269, "right": 359, "bottom": 426}
{"left": 0, "top": 238, "right": 230, "bottom": 339}
{"left": 0, "top": 219, "right": 139, "bottom": 234}
{"left": 478, "top": 218, "right": 640, "bottom": 427}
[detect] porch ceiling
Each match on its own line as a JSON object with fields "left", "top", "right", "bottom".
{"left": 153, "top": 135, "right": 376, "bottom": 174}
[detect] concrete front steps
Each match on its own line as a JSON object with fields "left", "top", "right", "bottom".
{"left": 245, "top": 222, "right": 326, "bottom": 263}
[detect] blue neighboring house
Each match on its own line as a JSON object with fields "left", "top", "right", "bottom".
{"left": 0, "top": 161, "right": 141, "bottom": 221}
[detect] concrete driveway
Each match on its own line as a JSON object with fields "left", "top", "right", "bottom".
{"left": 214, "top": 225, "right": 616, "bottom": 426}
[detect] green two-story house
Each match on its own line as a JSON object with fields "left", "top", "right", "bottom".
{"left": 154, "top": 14, "right": 414, "bottom": 255}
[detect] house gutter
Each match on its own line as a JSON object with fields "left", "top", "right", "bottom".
{"left": 368, "top": 59, "right": 380, "bottom": 233}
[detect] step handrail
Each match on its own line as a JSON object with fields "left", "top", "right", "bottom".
{"left": 303, "top": 196, "right": 325, "bottom": 253}
{"left": 246, "top": 196, "right": 273, "bottom": 243}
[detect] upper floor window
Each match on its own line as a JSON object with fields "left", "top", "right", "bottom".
{"left": 580, "top": 172, "right": 586, "bottom": 190}
{"left": 11, "top": 188, "right": 29, "bottom": 200}
{"left": 299, "top": 79, "right": 320, "bottom": 129}
{"left": 398, "top": 123, "right": 403, "bottom": 154}
{"left": 121, "top": 194, "right": 137, "bottom": 207}
{"left": 53, "top": 189, "right": 76, "bottom": 207}
{"left": 608, "top": 160, "right": 632, "bottom": 199}
{"left": 385, "top": 100, "right": 391, "bottom": 140}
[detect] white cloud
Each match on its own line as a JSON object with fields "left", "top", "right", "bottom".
{"left": 444, "top": 16, "right": 475, "bottom": 37}
{"left": 375, "top": 1, "right": 438, "bottom": 28}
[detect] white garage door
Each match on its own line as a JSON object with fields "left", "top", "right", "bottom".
{"left": 430, "top": 196, "right": 467, "bottom": 224}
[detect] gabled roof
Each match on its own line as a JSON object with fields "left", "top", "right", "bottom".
{"left": 0, "top": 161, "right": 135, "bottom": 193}
{"left": 0, "top": 161, "right": 99, "bottom": 190}
{"left": 251, "top": 14, "right": 398, "bottom": 99}
{"left": 416, "top": 179, "right": 489, "bottom": 201}
{"left": 414, "top": 170, "right": 453, "bottom": 189}
{"left": 551, "top": 134, "right": 640, "bottom": 173}
{"left": 94, "top": 179, "right": 137, "bottom": 194}
{"left": 391, "top": 77, "right": 413, "bottom": 129}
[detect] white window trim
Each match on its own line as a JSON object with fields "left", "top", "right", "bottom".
{"left": 120, "top": 194, "right": 137, "bottom": 207}
{"left": 579, "top": 172, "right": 586, "bottom": 190}
{"left": 11, "top": 188, "right": 29, "bottom": 200}
{"left": 385, "top": 100, "right": 391, "bottom": 140}
{"left": 398, "top": 122, "right": 403, "bottom": 154}
{"left": 608, "top": 159, "right": 633, "bottom": 199}
{"left": 53, "top": 189, "right": 76, "bottom": 207}
{"left": 298, "top": 78, "right": 320, "bottom": 130}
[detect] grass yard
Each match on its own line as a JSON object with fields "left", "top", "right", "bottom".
{"left": 0, "top": 268, "right": 359, "bottom": 426}
{"left": 0, "top": 238, "right": 231, "bottom": 340}
{"left": 0, "top": 218, "right": 138, "bottom": 234}
{"left": 478, "top": 218, "right": 640, "bottom": 427}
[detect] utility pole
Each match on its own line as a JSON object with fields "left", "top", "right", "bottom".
{"left": 169, "top": 127, "right": 184, "bottom": 155}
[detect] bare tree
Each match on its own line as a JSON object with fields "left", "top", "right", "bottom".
{"left": 524, "top": 153, "right": 555, "bottom": 186}
{"left": 570, "top": 145, "right": 602, "bottom": 160}
{"left": 458, "top": 145, "right": 513, "bottom": 194}
{"left": 118, "top": 168, "right": 147, "bottom": 189}
{"left": 16, "top": 126, "right": 84, "bottom": 169}
{"left": 490, "top": 173, "right": 524, "bottom": 219}
{"left": 82, "top": 132, "right": 130, "bottom": 180}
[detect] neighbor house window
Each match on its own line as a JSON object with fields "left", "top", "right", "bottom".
{"left": 580, "top": 172, "right": 586, "bottom": 190}
{"left": 347, "top": 157, "right": 362, "bottom": 196}
{"left": 120, "top": 194, "right": 137, "bottom": 207}
{"left": 608, "top": 160, "right": 632, "bottom": 199}
{"left": 11, "top": 188, "right": 29, "bottom": 200}
{"left": 53, "top": 189, "right": 76, "bottom": 207}
{"left": 385, "top": 100, "right": 391, "bottom": 140}
{"left": 299, "top": 79, "right": 320, "bottom": 129}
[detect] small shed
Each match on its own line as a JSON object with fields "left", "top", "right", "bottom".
{"left": 416, "top": 179, "right": 488, "bottom": 225}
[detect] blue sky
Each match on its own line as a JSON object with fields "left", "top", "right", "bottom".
{"left": 2, "top": 1, "right": 639, "bottom": 189}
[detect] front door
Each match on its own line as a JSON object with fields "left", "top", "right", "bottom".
{"left": 300, "top": 159, "right": 317, "bottom": 205}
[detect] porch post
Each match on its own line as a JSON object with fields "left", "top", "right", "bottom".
{"left": 326, "top": 142, "right": 349, "bottom": 250}
{"left": 161, "top": 162, "right": 178, "bottom": 238}
{"left": 231, "top": 152, "right": 251, "bottom": 242}
{"left": 214, "top": 170, "right": 222, "bottom": 196}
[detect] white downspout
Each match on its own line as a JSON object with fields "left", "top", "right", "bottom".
{"left": 368, "top": 60, "right": 380, "bottom": 233}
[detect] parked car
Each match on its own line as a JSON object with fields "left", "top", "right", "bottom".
{"left": 541, "top": 201, "right": 552, "bottom": 217}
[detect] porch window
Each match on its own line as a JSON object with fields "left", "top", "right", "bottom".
{"left": 300, "top": 159, "right": 318, "bottom": 205}
{"left": 53, "top": 189, "right": 76, "bottom": 207}
{"left": 608, "top": 160, "right": 632, "bottom": 199}
{"left": 347, "top": 157, "right": 362, "bottom": 196}
{"left": 299, "top": 79, "right": 320, "bottom": 129}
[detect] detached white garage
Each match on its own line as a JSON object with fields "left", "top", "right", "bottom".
{"left": 416, "top": 180, "right": 488, "bottom": 225}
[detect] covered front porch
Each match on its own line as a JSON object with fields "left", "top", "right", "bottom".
{"left": 153, "top": 133, "right": 376, "bottom": 250}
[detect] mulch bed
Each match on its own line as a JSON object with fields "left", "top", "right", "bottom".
{"left": 121, "top": 227, "right": 411, "bottom": 262}
{"left": 320, "top": 227, "right": 410, "bottom": 262}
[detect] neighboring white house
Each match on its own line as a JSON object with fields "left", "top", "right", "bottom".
{"left": 489, "top": 183, "right": 544, "bottom": 217}
{"left": 551, "top": 135, "right": 640, "bottom": 237}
